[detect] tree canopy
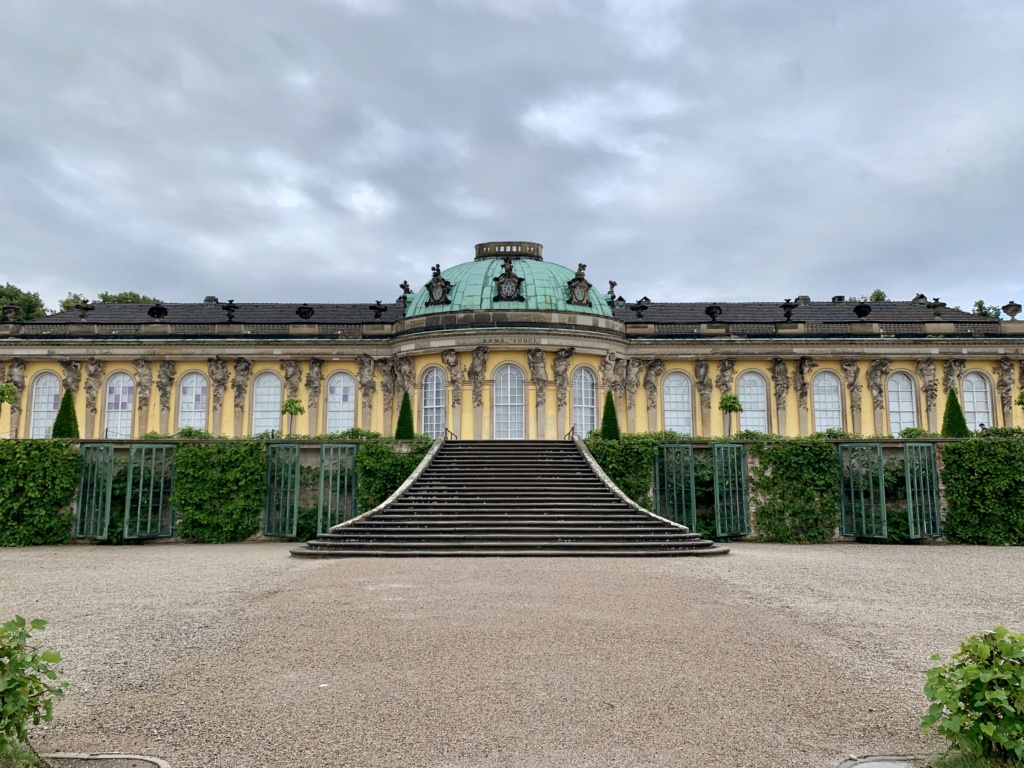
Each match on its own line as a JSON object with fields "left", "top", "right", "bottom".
{"left": 58, "top": 291, "right": 162, "bottom": 312}
{"left": 0, "top": 283, "right": 47, "bottom": 321}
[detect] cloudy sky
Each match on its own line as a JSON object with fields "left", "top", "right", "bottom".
{"left": 2, "top": 0, "right": 1023, "bottom": 312}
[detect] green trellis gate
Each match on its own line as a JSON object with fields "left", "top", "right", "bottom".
{"left": 124, "top": 443, "right": 176, "bottom": 539}
{"left": 264, "top": 444, "right": 301, "bottom": 538}
{"left": 713, "top": 443, "right": 750, "bottom": 537}
{"left": 653, "top": 443, "right": 696, "bottom": 531}
{"left": 318, "top": 444, "right": 359, "bottom": 533}
{"left": 837, "top": 443, "right": 887, "bottom": 538}
{"left": 904, "top": 443, "right": 941, "bottom": 539}
{"left": 76, "top": 444, "right": 115, "bottom": 539}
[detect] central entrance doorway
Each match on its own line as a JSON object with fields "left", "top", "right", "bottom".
{"left": 493, "top": 363, "right": 525, "bottom": 439}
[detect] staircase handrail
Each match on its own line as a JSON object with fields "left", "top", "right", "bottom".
{"left": 563, "top": 425, "right": 576, "bottom": 440}
{"left": 444, "top": 427, "right": 458, "bottom": 441}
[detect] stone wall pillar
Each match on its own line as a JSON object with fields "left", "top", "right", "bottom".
{"left": 771, "top": 359, "right": 789, "bottom": 436}
{"left": 356, "top": 355, "right": 375, "bottom": 432}
{"left": 83, "top": 358, "right": 105, "bottom": 438}
{"left": 305, "top": 358, "right": 323, "bottom": 436}
{"left": 695, "top": 359, "right": 712, "bottom": 437}
{"left": 231, "top": 358, "right": 252, "bottom": 437}
{"left": 133, "top": 359, "right": 153, "bottom": 436}
{"left": 553, "top": 348, "right": 574, "bottom": 438}
{"left": 157, "top": 361, "right": 176, "bottom": 435}
{"left": 468, "top": 346, "right": 489, "bottom": 440}
{"left": 208, "top": 357, "right": 229, "bottom": 436}
{"left": 441, "top": 349, "right": 464, "bottom": 439}
{"left": 866, "top": 358, "right": 891, "bottom": 436}
{"left": 841, "top": 360, "right": 862, "bottom": 435}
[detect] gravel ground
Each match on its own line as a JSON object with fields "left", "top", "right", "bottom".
{"left": 1, "top": 542, "right": 1021, "bottom": 768}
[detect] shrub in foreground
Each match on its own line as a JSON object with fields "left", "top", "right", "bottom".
{"left": 0, "top": 616, "right": 67, "bottom": 749}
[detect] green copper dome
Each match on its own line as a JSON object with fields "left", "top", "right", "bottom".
{"left": 404, "top": 242, "right": 614, "bottom": 318}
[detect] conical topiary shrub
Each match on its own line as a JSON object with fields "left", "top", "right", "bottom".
{"left": 941, "top": 388, "right": 971, "bottom": 438}
{"left": 395, "top": 391, "right": 415, "bottom": 439}
{"left": 51, "top": 389, "right": 79, "bottom": 438}
{"left": 600, "top": 391, "right": 621, "bottom": 439}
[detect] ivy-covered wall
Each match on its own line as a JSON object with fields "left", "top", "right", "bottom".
{"left": 0, "top": 441, "right": 80, "bottom": 546}
{"left": 941, "top": 440, "right": 1024, "bottom": 546}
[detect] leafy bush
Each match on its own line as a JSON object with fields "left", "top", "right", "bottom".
{"left": 394, "top": 392, "right": 415, "bottom": 439}
{"left": 355, "top": 440, "right": 431, "bottom": 511}
{"left": 900, "top": 427, "right": 941, "bottom": 439}
{"left": 585, "top": 432, "right": 689, "bottom": 509}
{"left": 747, "top": 437, "right": 840, "bottom": 543}
{"left": 313, "top": 428, "right": 383, "bottom": 440}
{"left": 50, "top": 390, "right": 78, "bottom": 439}
{"left": 175, "top": 427, "right": 214, "bottom": 439}
{"left": 0, "top": 616, "right": 67, "bottom": 748}
{"left": 0, "top": 441, "right": 80, "bottom": 547}
{"left": 942, "top": 389, "right": 971, "bottom": 438}
{"left": 922, "top": 626, "right": 1024, "bottom": 764}
{"left": 718, "top": 392, "right": 742, "bottom": 413}
{"left": 979, "top": 427, "right": 1024, "bottom": 439}
{"left": 172, "top": 441, "right": 267, "bottom": 543}
{"left": 941, "top": 440, "right": 1024, "bottom": 545}
{"left": 599, "top": 391, "right": 620, "bottom": 440}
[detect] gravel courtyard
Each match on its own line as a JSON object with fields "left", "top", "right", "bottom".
{"left": 1, "top": 542, "right": 1020, "bottom": 768}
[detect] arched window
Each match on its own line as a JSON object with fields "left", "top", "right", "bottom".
{"left": 104, "top": 372, "right": 135, "bottom": 439}
{"left": 493, "top": 364, "right": 525, "bottom": 440}
{"left": 737, "top": 372, "right": 768, "bottom": 433}
{"left": 29, "top": 372, "right": 62, "bottom": 438}
{"left": 571, "top": 367, "right": 597, "bottom": 436}
{"left": 812, "top": 371, "right": 844, "bottom": 432}
{"left": 421, "top": 368, "right": 447, "bottom": 438}
{"left": 887, "top": 372, "right": 917, "bottom": 434}
{"left": 325, "top": 372, "right": 357, "bottom": 433}
{"left": 178, "top": 372, "right": 209, "bottom": 430}
{"left": 662, "top": 372, "right": 693, "bottom": 435}
{"left": 961, "top": 372, "right": 993, "bottom": 431}
{"left": 252, "top": 373, "right": 282, "bottom": 435}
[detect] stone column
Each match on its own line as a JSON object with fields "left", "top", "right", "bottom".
{"left": 553, "top": 348, "right": 575, "bottom": 438}
{"left": 916, "top": 358, "right": 938, "bottom": 432}
{"left": 994, "top": 356, "right": 1016, "bottom": 428}
{"left": 305, "top": 358, "right": 323, "bottom": 436}
{"left": 793, "top": 357, "right": 817, "bottom": 435}
{"left": 377, "top": 357, "right": 396, "bottom": 435}
{"left": 83, "top": 358, "right": 106, "bottom": 438}
{"left": 468, "top": 347, "right": 489, "bottom": 440}
{"left": 841, "top": 360, "right": 862, "bottom": 435}
{"left": 770, "top": 359, "right": 789, "bottom": 436}
{"left": 695, "top": 359, "right": 712, "bottom": 437}
{"left": 527, "top": 348, "right": 547, "bottom": 440}
{"left": 356, "top": 355, "right": 375, "bottom": 431}
{"left": 231, "top": 358, "right": 253, "bottom": 437}
{"left": 208, "top": 357, "right": 229, "bottom": 436}
{"left": 716, "top": 359, "right": 736, "bottom": 436}
{"left": 5, "top": 359, "right": 26, "bottom": 439}
{"left": 643, "top": 359, "right": 665, "bottom": 432}
{"left": 133, "top": 359, "right": 153, "bottom": 436}
{"left": 866, "top": 359, "right": 891, "bottom": 435}
{"left": 157, "top": 361, "right": 176, "bottom": 435}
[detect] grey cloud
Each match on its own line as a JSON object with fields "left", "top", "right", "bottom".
{"left": 1, "top": 0, "right": 1022, "bottom": 312}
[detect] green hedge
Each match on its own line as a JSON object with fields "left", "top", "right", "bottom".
{"left": 748, "top": 438, "right": 840, "bottom": 543}
{"left": 584, "top": 432, "right": 689, "bottom": 509}
{"left": 355, "top": 441, "right": 432, "bottom": 512}
{"left": 941, "top": 439, "right": 1024, "bottom": 546}
{"left": 0, "top": 441, "right": 81, "bottom": 546}
{"left": 171, "top": 442, "right": 267, "bottom": 543}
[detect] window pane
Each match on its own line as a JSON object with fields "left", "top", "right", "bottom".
{"left": 178, "top": 372, "right": 209, "bottom": 430}
{"left": 662, "top": 372, "right": 693, "bottom": 435}
{"left": 326, "top": 372, "right": 357, "bottom": 433}
{"left": 421, "top": 368, "right": 447, "bottom": 438}
{"left": 252, "top": 374, "right": 282, "bottom": 434}
{"left": 887, "top": 372, "right": 917, "bottom": 433}
{"left": 571, "top": 368, "right": 596, "bottom": 437}
{"left": 812, "top": 372, "right": 843, "bottom": 432}
{"left": 493, "top": 364, "right": 524, "bottom": 439}
{"left": 961, "top": 372, "right": 992, "bottom": 431}
{"left": 104, "top": 372, "right": 135, "bottom": 439}
{"left": 30, "top": 373, "right": 62, "bottom": 438}
{"left": 737, "top": 373, "right": 768, "bottom": 433}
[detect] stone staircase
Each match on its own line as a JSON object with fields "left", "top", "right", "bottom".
{"left": 290, "top": 440, "right": 729, "bottom": 557}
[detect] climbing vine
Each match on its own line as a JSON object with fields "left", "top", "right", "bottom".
{"left": 941, "top": 439, "right": 1024, "bottom": 546}
{"left": 171, "top": 441, "right": 267, "bottom": 543}
{"left": 0, "top": 441, "right": 80, "bottom": 546}
{"left": 584, "top": 432, "right": 689, "bottom": 509}
{"left": 355, "top": 440, "right": 432, "bottom": 512}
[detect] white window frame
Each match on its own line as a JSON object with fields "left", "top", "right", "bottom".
{"left": 961, "top": 372, "right": 993, "bottom": 432}
{"left": 737, "top": 371, "right": 769, "bottom": 433}
{"left": 421, "top": 367, "right": 447, "bottom": 439}
{"left": 104, "top": 372, "right": 135, "bottom": 439}
{"left": 662, "top": 371, "right": 693, "bottom": 435}
{"left": 325, "top": 371, "right": 357, "bottom": 434}
{"left": 177, "top": 372, "right": 209, "bottom": 431}
{"left": 886, "top": 371, "right": 918, "bottom": 434}
{"left": 29, "top": 372, "right": 62, "bottom": 439}
{"left": 251, "top": 373, "right": 282, "bottom": 435}
{"left": 571, "top": 367, "right": 597, "bottom": 437}
{"left": 812, "top": 371, "right": 844, "bottom": 432}
{"left": 493, "top": 364, "right": 525, "bottom": 440}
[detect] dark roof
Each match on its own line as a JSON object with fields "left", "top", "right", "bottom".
{"left": 612, "top": 301, "right": 994, "bottom": 324}
{"left": 28, "top": 299, "right": 996, "bottom": 326}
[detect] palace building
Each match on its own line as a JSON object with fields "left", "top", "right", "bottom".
{"left": 1, "top": 241, "right": 1022, "bottom": 441}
